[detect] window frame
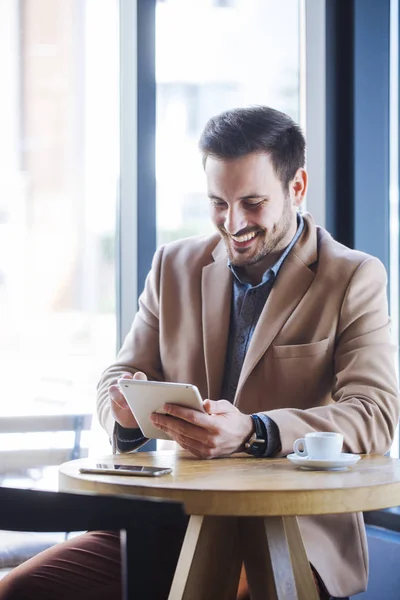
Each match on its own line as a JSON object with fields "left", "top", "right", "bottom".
{"left": 118, "top": 0, "right": 157, "bottom": 451}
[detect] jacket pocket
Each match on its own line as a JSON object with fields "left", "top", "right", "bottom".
{"left": 272, "top": 338, "right": 329, "bottom": 359}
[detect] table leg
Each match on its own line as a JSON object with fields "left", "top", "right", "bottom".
{"left": 283, "top": 516, "right": 320, "bottom": 600}
{"left": 239, "top": 516, "right": 319, "bottom": 600}
{"left": 168, "top": 515, "right": 243, "bottom": 600}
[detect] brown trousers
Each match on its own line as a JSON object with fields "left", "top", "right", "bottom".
{"left": 0, "top": 528, "right": 328, "bottom": 600}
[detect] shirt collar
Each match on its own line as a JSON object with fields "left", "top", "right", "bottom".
{"left": 228, "top": 212, "right": 304, "bottom": 287}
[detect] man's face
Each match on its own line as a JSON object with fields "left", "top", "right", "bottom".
{"left": 205, "top": 152, "right": 301, "bottom": 268}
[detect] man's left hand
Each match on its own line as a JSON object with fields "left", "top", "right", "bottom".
{"left": 150, "top": 399, "right": 254, "bottom": 459}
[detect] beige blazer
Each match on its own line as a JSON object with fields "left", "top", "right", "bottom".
{"left": 97, "top": 212, "right": 399, "bottom": 597}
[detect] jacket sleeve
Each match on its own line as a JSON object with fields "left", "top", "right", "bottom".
{"left": 265, "top": 257, "right": 400, "bottom": 456}
{"left": 96, "top": 245, "right": 165, "bottom": 440}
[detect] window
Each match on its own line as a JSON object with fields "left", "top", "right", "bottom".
{"left": 0, "top": 0, "right": 119, "bottom": 474}
{"left": 155, "top": 0, "right": 302, "bottom": 245}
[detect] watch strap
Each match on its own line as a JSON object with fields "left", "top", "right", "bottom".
{"left": 244, "top": 415, "right": 267, "bottom": 457}
{"left": 252, "top": 414, "right": 266, "bottom": 440}
{"left": 256, "top": 413, "right": 281, "bottom": 457}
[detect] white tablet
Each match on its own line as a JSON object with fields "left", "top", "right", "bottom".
{"left": 118, "top": 379, "right": 205, "bottom": 440}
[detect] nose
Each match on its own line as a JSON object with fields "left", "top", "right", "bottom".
{"left": 224, "top": 205, "right": 248, "bottom": 235}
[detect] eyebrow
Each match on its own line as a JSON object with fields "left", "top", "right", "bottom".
{"left": 208, "top": 194, "right": 268, "bottom": 201}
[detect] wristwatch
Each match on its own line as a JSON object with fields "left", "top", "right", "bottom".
{"left": 244, "top": 414, "right": 267, "bottom": 457}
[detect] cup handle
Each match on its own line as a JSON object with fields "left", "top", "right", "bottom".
{"left": 293, "top": 438, "right": 308, "bottom": 457}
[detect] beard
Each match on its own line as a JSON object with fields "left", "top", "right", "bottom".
{"left": 218, "top": 196, "right": 294, "bottom": 267}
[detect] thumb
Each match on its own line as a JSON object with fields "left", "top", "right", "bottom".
{"left": 203, "top": 399, "right": 234, "bottom": 415}
{"left": 132, "top": 371, "right": 147, "bottom": 381}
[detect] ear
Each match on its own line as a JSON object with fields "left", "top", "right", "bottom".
{"left": 289, "top": 168, "right": 307, "bottom": 207}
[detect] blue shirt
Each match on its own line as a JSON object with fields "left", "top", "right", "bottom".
{"left": 221, "top": 214, "right": 304, "bottom": 454}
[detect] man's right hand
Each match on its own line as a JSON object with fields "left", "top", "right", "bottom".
{"left": 109, "top": 371, "right": 147, "bottom": 429}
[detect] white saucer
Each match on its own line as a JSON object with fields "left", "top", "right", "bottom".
{"left": 287, "top": 453, "right": 361, "bottom": 471}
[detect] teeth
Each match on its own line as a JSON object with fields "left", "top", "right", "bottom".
{"left": 231, "top": 231, "right": 257, "bottom": 242}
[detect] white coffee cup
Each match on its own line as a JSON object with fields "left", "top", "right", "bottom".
{"left": 293, "top": 432, "right": 343, "bottom": 460}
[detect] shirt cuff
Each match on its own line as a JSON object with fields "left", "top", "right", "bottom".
{"left": 255, "top": 413, "right": 282, "bottom": 457}
{"left": 113, "top": 422, "right": 150, "bottom": 453}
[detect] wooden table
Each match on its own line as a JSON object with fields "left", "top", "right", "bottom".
{"left": 59, "top": 452, "right": 400, "bottom": 600}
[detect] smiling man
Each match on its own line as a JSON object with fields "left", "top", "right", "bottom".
{"left": 1, "top": 106, "right": 398, "bottom": 600}
{"left": 207, "top": 152, "right": 303, "bottom": 278}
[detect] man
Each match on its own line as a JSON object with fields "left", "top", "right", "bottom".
{"left": 1, "top": 106, "right": 398, "bottom": 600}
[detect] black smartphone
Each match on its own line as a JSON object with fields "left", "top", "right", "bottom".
{"left": 79, "top": 464, "right": 172, "bottom": 477}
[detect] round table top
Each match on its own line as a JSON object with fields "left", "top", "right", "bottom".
{"left": 59, "top": 451, "right": 400, "bottom": 517}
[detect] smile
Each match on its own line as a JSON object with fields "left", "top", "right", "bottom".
{"left": 231, "top": 231, "right": 258, "bottom": 243}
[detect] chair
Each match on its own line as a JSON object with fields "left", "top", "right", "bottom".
{"left": 0, "top": 413, "right": 93, "bottom": 572}
{"left": 0, "top": 486, "right": 185, "bottom": 599}
{"left": 0, "top": 413, "right": 92, "bottom": 478}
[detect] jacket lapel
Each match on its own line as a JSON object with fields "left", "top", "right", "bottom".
{"left": 235, "top": 212, "right": 318, "bottom": 400}
{"left": 202, "top": 240, "right": 232, "bottom": 399}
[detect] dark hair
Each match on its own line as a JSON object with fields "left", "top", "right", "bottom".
{"left": 198, "top": 106, "right": 306, "bottom": 190}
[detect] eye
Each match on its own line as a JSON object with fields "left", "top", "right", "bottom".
{"left": 244, "top": 200, "right": 264, "bottom": 209}
{"left": 210, "top": 199, "right": 227, "bottom": 208}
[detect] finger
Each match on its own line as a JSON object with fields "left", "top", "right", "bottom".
{"left": 165, "top": 429, "right": 216, "bottom": 458}
{"left": 203, "top": 399, "right": 234, "bottom": 415}
{"left": 174, "top": 436, "right": 213, "bottom": 459}
{"left": 151, "top": 414, "right": 217, "bottom": 446}
{"left": 110, "top": 398, "right": 138, "bottom": 428}
{"left": 175, "top": 438, "right": 205, "bottom": 459}
{"left": 109, "top": 385, "right": 130, "bottom": 410}
{"left": 111, "top": 412, "right": 138, "bottom": 429}
{"left": 162, "top": 404, "right": 218, "bottom": 432}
